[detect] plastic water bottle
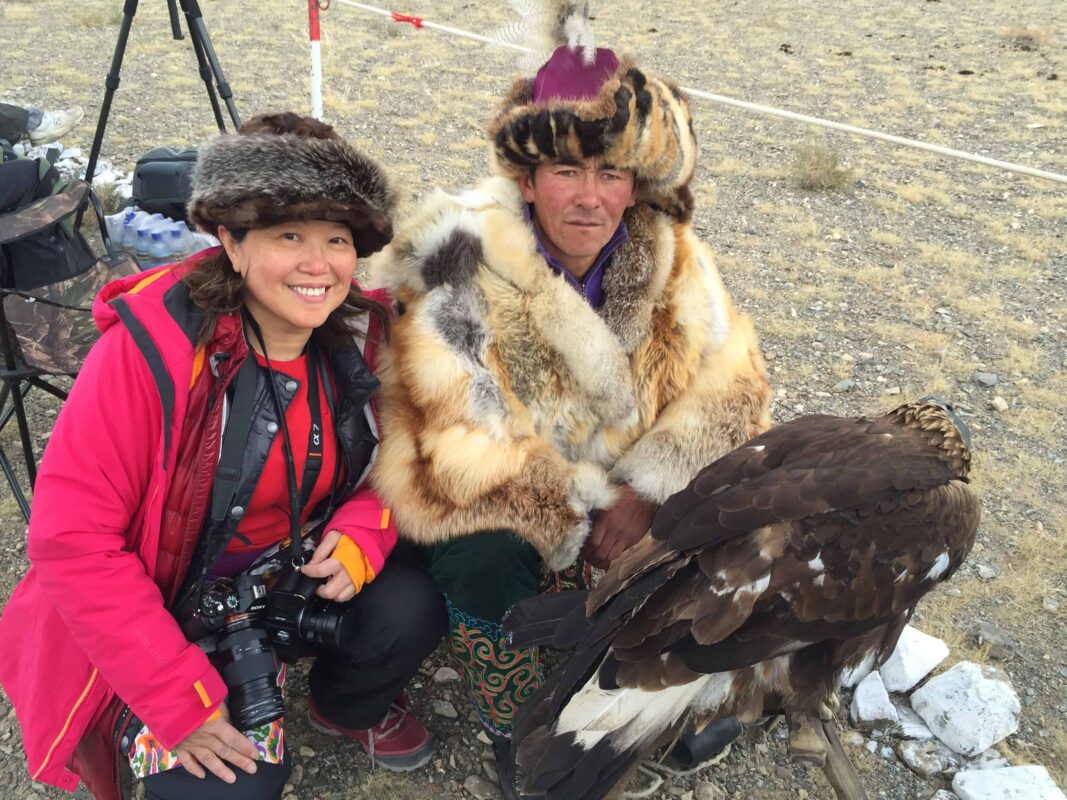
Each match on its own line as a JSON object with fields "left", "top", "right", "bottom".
{"left": 166, "top": 224, "right": 188, "bottom": 261}
{"left": 148, "top": 231, "right": 171, "bottom": 267}
{"left": 105, "top": 212, "right": 126, "bottom": 247}
{"left": 135, "top": 226, "right": 153, "bottom": 264}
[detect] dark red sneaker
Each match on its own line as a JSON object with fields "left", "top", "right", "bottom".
{"left": 308, "top": 694, "right": 434, "bottom": 771}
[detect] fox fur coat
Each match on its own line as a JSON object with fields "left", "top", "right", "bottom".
{"left": 369, "top": 176, "right": 771, "bottom": 569}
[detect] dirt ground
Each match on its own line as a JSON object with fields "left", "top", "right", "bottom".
{"left": 1, "top": 0, "right": 1065, "bottom": 798}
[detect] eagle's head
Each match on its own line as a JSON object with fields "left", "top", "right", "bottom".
{"left": 890, "top": 397, "right": 972, "bottom": 477}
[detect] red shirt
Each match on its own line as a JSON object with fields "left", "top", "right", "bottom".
{"left": 227, "top": 351, "right": 338, "bottom": 553}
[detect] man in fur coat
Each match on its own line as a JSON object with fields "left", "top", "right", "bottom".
{"left": 369, "top": 7, "right": 772, "bottom": 795}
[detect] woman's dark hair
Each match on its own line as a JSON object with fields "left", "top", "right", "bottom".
{"left": 183, "top": 111, "right": 391, "bottom": 349}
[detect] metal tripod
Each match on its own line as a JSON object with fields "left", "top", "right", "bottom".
{"left": 83, "top": 0, "right": 242, "bottom": 190}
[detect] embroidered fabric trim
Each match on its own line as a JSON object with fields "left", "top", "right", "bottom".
{"left": 127, "top": 666, "right": 287, "bottom": 777}
{"left": 445, "top": 601, "right": 544, "bottom": 738}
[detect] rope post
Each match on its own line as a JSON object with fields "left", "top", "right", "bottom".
{"left": 308, "top": 0, "right": 324, "bottom": 120}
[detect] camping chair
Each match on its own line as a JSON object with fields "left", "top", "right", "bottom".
{"left": 0, "top": 178, "right": 139, "bottom": 521}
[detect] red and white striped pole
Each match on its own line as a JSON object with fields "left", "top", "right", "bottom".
{"left": 308, "top": 0, "right": 324, "bottom": 119}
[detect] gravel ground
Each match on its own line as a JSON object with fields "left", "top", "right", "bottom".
{"left": 1, "top": 0, "right": 1065, "bottom": 798}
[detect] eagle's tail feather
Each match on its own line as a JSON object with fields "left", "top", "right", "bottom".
{"left": 503, "top": 589, "right": 591, "bottom": 648}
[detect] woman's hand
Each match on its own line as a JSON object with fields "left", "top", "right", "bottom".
{"left": 301, "top": 529, "right": 358, "bottom": 602}
{"left": 174, "top": 704, "right": 260, "bottom": 783}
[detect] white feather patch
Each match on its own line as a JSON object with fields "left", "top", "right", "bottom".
{"left": 925, "top": 552, "right": 951, "bottom": 581}
{"left": 556, "top": 673, "right": 719, "bottom": 754}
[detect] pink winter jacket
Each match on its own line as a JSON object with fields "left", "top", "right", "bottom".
{"left": 0, "top": 256, "right": 398, "bottom": 794}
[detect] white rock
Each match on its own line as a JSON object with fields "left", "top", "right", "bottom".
{"left": 850, "top": 671, "right": 899, "bottom": 728}
{"left": 952, "top": 766, "right": 1066, "bottom": 800}
{"left": 911, "top": 661, "right": 1020, "bottom": 756}
{"left": 432, "top": 700, "right": 459, "bottom": 719}
{"left": 894, "top": 703, "right": 934, "bottom": 739}
{"left": 433, "top": 666, "right": 460, "bottom": 683}
{"left": 930, "top": 792, "right": 957, "bottom": 800}
{"left": 881, "top": 625, "right": 950, "bottom": 692}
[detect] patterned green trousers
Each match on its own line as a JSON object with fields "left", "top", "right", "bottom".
{"left": 428, "top": 530, "right": 592, "bottom": 737}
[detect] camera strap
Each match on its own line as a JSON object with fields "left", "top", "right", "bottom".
{"left": 242, "top": 309, "right": 327, "bottom": 568}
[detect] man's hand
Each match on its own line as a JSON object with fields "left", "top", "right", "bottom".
{"left": 301, "top": 529, "right": 358, "bottom": 602}
{"left": 580, "top": 484, "right": 658, "bottom": 569}
{"left": 174, "top": 703, "right": 259, "bottom": 783}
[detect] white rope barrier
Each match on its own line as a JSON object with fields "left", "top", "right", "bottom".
{"left": 328, "top": 0, "right": 1067, "bottom": 186}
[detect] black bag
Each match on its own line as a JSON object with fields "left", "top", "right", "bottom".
{"left": 132, "top": 146, "right": 198, "bottom": 221}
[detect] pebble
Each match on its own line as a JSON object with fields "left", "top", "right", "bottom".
{"left": 695, "top": 781, "right": 725, "bottom": 800}
{"left": 463, "top": 774, "right": 499, "bottom": 799}
{"left": 972, "top": 371, "right": 998, "bottom": 387}
{"left": 857, "top": 352, "right": 875, "bottom": 362}
{"left": 433, "top": 700, "right": 459, "bottom": 719}
{"left": 977, "top": 564, "right": 999, "bottom": 580}
{"left": 973, "top": 621, "right": 1015, "bottom": 660}
{"left": 434, "top": 666, "right": 460, "bottom": 683}
{"left": 833, "top": 379, "right": 857, "bottom": 393}
{"left": 297, "top": 745, "right": 315, "bottom": 758}
{"left": 289, "top": 763, "right": 304, "bottom": 786}
{"left": 843, "top": 731, "right": 866, "bottom": 748}
{"left": 886, "top": 386, "right": 901, "bottom": 395}
{"left": 896, "top": 739, "right": 950, "bottom": 778}
{"left": 990, "top": 396, "right": 1009, "bottom": 412}
{"left": 482, "top": 758, "right": 499, "bottom": 784}
{"left": 1044, "top": 596, "right": 1060, "bottom": 612}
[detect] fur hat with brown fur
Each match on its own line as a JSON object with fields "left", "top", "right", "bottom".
{"left": 188, "top": 112, "right": 398, "bottom": 256}
{"left": 488, "top": 3, "right": 697, "bottom": 221}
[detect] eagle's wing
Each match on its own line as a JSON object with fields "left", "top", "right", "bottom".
{"left": 591, "top": 413, "right": 961, "bottom": 613}
{"left": 606, "top": 480, "right": 979, "bottom": 689}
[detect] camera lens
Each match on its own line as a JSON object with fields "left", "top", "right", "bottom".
{"left": 215, "top": 614, "right": 285, "bottom": 730}
{"left": 297, "top": 600, "right": 349, "bottom": 650}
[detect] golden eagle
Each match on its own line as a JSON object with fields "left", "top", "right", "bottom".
{"left": 504, "top": 399, "right": 980, "bottom": 800}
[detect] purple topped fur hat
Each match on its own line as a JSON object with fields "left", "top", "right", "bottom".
{"left": 488, "top": 1, "right": 698, "bottom": 220}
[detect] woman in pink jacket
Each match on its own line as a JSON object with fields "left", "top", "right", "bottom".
{"left": 0, "top": 112, "right": 444, "bottom": 800}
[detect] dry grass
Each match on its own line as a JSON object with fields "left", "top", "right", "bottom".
{"left": 789, "top": 143, "right": 854, "bottom": 191}
{"left": 75, "top": 7, "right": 122, "bottom": 28}
{"left": 1001, "top": 26, "right": 1058, "bottom": 51}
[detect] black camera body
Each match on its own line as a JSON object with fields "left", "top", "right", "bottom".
{"left": 179, "top": 566, "right": 348, "bottom": 730}
{"left": 264, "top": 564, "right": 348, "bottom": 664}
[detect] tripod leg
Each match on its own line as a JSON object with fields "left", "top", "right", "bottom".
{"left": 180, "top": 0, "right": 242, "bottom": 131}
{"left": 184, "top": 14, "right": 227, "bottom": 132}
{"left": 84, "top": 0, "right": 141, "bottom": 196}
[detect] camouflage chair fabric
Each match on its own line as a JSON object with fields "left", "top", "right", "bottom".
{"left": 0, "top": 179, "right": 139, "bottom": 375}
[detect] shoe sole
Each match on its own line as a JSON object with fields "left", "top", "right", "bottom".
{"left": 307, "top": 715, "right": 435, "bottom": 772}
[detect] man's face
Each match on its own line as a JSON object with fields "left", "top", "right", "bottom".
{"left": 519, "top": 157, "right": 637, "bottom": 279}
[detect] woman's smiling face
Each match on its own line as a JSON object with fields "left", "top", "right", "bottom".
{"left": 220, "top": 219, "right": 357, "bottom": 354}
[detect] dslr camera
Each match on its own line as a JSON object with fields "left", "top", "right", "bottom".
{"left": 180, "top": 563, "right": 349, "bottom": 730}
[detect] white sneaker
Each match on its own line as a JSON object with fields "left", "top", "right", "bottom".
{"left": 28, "top": 106, "right": 85, "bottom": 144}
